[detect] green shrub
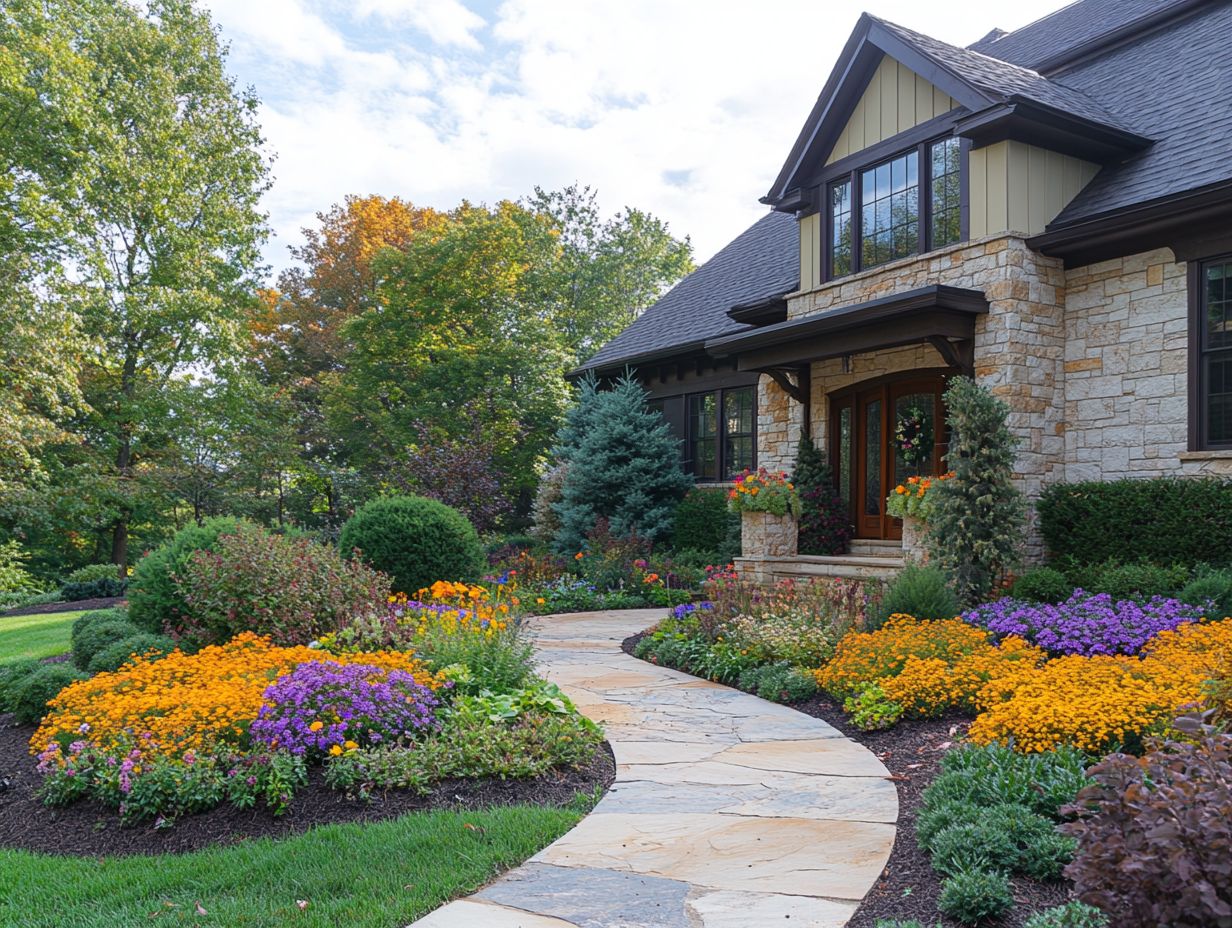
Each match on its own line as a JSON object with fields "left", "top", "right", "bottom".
{"left": 1073, "top": 560, "right": 1189, "bottom": 600}
{"left": 916, "top": 798, "right": 983, "bottom": 849}
{"left": 934, "top": 742, "right": 1089, "bottom": 818}
{"left": 1012, "top": 566, "right": 1072, "bottom": 603}
{"left": 735, "top": 662, "right": 818, "bottom": 703}
{"left": 927, "top": 378, "right": 1025, "bottom": 604}
{"left": 174, "top": 522, "right": 389, "bottom": 650}
{"left": 71, "top": 618, "right": 141, "bottom": 670}
{"left": 1180, "top": 567, "right": 1232, "bottom": 617}
{"left": 554, "top": 374, "right": 692, "bottom": 554}
{"left": 0, "top": 659, "right": 43, "bottom": 712}
{"left": 672, "top": 488, "right": 739, "bottom": 555}
{"left": 64, "top": 563, "right": 123, "bottom": 584}
{"left": 1023, "top": 902, "right": 1107, "bottom": 928}
{"left": 71, "top": 607, "right": 130, "bottom": 641}
{"left": 410, "top": 623, "right": 534, "bottom": 696}
{"left": 1017, "top": 829, "right": 1078, "bottom": 881}
{"left": 928, "top": 821, "right": 1017, "bottom": 877}
{"left": 530, "top": 463, "right": 569, "bottom": 546}
{"left": 11, "top": 664, "right": 89, "bottom": 725}
{"left": 60, "top": 577, "right": 127, "bottom": 601}
{"left": 793, "top": 436, "right": 853, "bottom": 555}
{"left": 937, "top": 869, "right": 1014, "bottom": 924}
{"left": 0, "top": 540, "right": 43, "bottom": 596}
{"left": 870, "top": 564, "right": 960, "bottom": 629}
{"left": 86, "top": 633, "right": 177, "bottom": 674}
{"left": 844, "top": 683, "right": 904, "bottom": 730}
{"left": 1039, "top": 477, "right": 1232, "bottom": 567}
{"left": 340, "top": 495, "right": 484, "bottom": 596}
{"left": 128, "top": 516, "right": 244, "bottom": 633}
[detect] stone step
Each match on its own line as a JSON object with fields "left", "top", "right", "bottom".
{"left": 848, "top": 539, "right": 903, "bottom": 554}
{"left": 738, "top": 555, "right": 905, "bottom": 583}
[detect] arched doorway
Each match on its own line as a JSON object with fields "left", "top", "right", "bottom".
{"left": 829, "top": 369, "right": 954, "bottom": 540}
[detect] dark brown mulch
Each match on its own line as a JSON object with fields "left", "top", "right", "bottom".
{"left": 0, "top": 715, "right": 615, "bottom": 858}
{"left": 2, "top": 597, "right": 126, "bottom": 617}
{"left": 620, "top": 632, "right": 1073, "bottom": 928}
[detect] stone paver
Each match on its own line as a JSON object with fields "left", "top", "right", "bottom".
{"left": 407, "top": 609, "right": 896, "bottom": 928}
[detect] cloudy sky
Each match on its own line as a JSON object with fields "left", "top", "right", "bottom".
{"left": 200, "top": 0, "right": 1072, "bottom": 275}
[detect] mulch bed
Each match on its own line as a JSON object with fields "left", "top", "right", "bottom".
{"left": 2, "top": 597, "right": 126, "bottom": 617}
{"left": 0, "top": 715, "right": 615, "bottom": 858}
{"left": 620, "top": 632, "right": 1073, "bottom": 927}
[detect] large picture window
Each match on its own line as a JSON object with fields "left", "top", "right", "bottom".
{"left": 826, "top": 135, "right": 966, "bottom": 280}
{"left": 688, "top": 393, "right": 718, "bottom": 480}
{"left": 1194, "top": 257, "right": 1232, "bottom": 449}
{"left": 684, "top": 387, "right": 757, "bottom": 480}
{"left": 723, "top": 386, "right": 755, "bottom": 478}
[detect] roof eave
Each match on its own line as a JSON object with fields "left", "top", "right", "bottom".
{"left": 957, "top": 99, "right": 1153, "bottom": 162}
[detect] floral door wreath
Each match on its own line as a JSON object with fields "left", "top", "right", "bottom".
{"left": 895, "top": 404, "right": 933, "bottom": 468}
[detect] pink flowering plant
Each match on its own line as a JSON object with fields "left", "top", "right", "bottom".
{"left": 250, "top": 661, "right": 442, "bottom": 757}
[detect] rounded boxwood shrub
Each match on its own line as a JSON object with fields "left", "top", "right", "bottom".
{"left": 1179, "top": 567, "right": 1232, "bottom": 618}
{"left": 72, "top": 617, "right": 140, "bottom": 670}
{"left": 0, "top": 659, "right": 42, "bottom": 712}
{"left": 937, "top": 868, "right": 1014, "bottom": 924}
{"left": 1024, "top": 902, "right": 1107, "bottom": 928}
{"left": 339, "top": 495, "right": 484, "bottom": 596}
{"left": 71, "top": 607, "right": 129, "bottom": 641}
{"left": 128, "top": 516, "right": 244, "bottom": 634}
{"left": 1012, "top": 566, "right": 1072, "bottom": 603}
{"left": 871, "top": 564, "right": 961, "bottom": 629}
{"left": 86, "top": 633, "right": 176, "bottom": 674}
{"left": 11, "top": 664, "right": 89, "bottom": 725}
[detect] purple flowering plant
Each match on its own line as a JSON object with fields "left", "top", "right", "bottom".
{"left": 250, "top": 660, "right": 441, "bottom": 756}
{"left": 962, "top": 589, "right": 1209, "bottom": 656}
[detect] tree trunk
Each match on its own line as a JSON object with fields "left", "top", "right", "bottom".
{"left": 111, "top": 336, "right": 139, "bottom": 573}
{"left": 111, "top": 433, "right": 131, "bottom": 574}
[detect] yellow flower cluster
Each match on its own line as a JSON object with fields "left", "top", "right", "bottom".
{"left": 816, "top": 616, "right": 1046, "bottom": 718}
{"left": 31, "top": 632, "right": 438, "bottom": 759}
{"left": 969, "top": 619, "right": 1232, "bottom": 753}
{"left": 392, "top": 581, "right": 514, "bottom": 640}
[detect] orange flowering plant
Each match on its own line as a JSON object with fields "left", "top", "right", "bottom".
{"left": 885, "top": 472, "right": 954, "bottom": 521}
{"left": 727, "top": 468, "right": 801, "bottom": 518}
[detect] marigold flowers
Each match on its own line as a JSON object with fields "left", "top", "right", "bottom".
{"left": 727, "top": 468, "right": 801, "bottom": 518}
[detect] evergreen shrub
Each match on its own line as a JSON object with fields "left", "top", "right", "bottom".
{"left": 792, "top": 437, "right": 853, "bottom": 555}
{"left": 672, "top": 488, "right": 738, "bottom": 557}
{"left": 339, "top": 495, "right": 484, "bottom": 597}
{"left": 11, "top": 664, "right": 89, "bottom": 725}
{"left": 128, "top": 517, "right": 244, "bottom": 633}
{"left": 1180, "top": 567, "right": 1232, "bottom": 618}
{"left": 87, "top": 633, "right": 176, "bottom": 674}
{"left": 871, "top": 564, "right": 960, "bottom": 629}
{"left": 72, "top": 617, "right": 141, "bottom": 670}
{"left": 1011, "top": 567, "right": 1072, "bottom": 603}
{"left": 1038, "top": 477, "right": 1232, "bottom": 567}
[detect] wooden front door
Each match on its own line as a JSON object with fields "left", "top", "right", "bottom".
{"left": 830, "top": 372, "right": 950, "bottom": 540}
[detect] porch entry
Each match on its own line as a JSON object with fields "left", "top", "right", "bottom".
{"left": 829, "top": 370, "right": 952, "bottom": 540}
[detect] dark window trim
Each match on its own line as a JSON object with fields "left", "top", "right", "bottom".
{"left": 683, "top": 385, "right": 758, "bottom": 481}
{"left": 823, "top": 133, "right": 968, "bottom": 283}
{"left": 1189, "top": 254, "right": 1232, "bottom": 451}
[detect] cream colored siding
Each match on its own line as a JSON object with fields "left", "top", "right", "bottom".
{"left": 798, "top": 212, "right": 822, "bottom": 292}
{"left": 825, "top": 56, "right": 957, "bottom": 165}
{"left": 969, "top": 140, "right": 1100, "bottom": 237}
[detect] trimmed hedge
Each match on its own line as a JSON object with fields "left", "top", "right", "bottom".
{"left": 339, "top": 495, "right": 484, "bottom": 596}
{"left": 1038, "top": 477, "right": 1232, "bottom": 567}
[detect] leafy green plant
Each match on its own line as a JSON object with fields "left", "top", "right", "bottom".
{"left": 735, "top": 662, "right": 818, "bottom": 703}
{"left": 339, "top": 495, "right": 485, "bottom": 597}
{"left": 11, "top": 664, "right": 88, "bottom": 725}
{"left": 934, "top": 742, "right": 1089, "bottom": 818}
{"left": 928, "top": 821, "right": 1017, "bottom": 877}
{"left": 673, "top": 488, "right": 740, "bottom": 557}
{"left": 1180, "top": 567, "right": 1232, "bottom": 617}
{"left": 86, "top": 633, "right": 176, "bottom": 674}
{"left": 128, "top": 517, "right": 244, "bottom": 633}
{"left": 870, "top": 564, "right": 960, "bottom": 629}
{"left": 927, "top": 378, "right": 1025, "bottom": 605}
{"left": 792, "top": 437, "right": 852, "bottom": 556}
{"left": 0, "top": 540, "right": 44, "bottom": 596}
{"left": 410, "top": 622, "right": 534, "bottom": 696}
{"left": 64, "top": 564, "right": 124, "bottom": 584}
{"left": 1011, "top": 567, "right": 1072, "bottom": 604}
{"left": 0, "top": 659, "right": 42, "bottom": 712}
{"left": 1023, "top": 902, "right": 1108, "bottom": 928}
{"left": 530, "top": 463, "right": 569, "bottom": 546}
{"left": 1073, "top": 560, "right": 1189, "bottom": 600}
{"left": 1063, "top": 735, "right": 1232, "bottom": 928}
{"left": 843, "top": 684, "right": 904, "bottom": 730}
{"left": 937, "top": 868, "right": 1013, "bottom": 924}
{"left": 71, "top": 617, "right": 140, "bottom": 671}
{"left": 59, "top": 577, "right": 127, "bottom": 601}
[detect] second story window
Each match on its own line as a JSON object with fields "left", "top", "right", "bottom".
{"left": 825, "top": 135, "right": 966, "bottom": 280}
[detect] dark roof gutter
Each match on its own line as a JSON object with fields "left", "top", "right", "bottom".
{"left": 956, "top": 99, "right": 1152, "bottom": 161}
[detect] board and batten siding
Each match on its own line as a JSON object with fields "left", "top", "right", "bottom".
{"left": 969, "top": 140, "right": 1100, "bottom": 237}
{"left": 825, "top": 55, "right": 957, "bottom": 165}
{"left": 799, "top": 212, "right": 822, "bottom": 292}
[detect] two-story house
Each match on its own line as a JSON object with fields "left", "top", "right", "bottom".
{"left": 576, "top": 0, "right": 1232, "bottom": 577}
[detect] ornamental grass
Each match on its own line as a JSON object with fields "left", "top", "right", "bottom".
{"left": 31, "top": 632, "right": 439, "bottom": 759}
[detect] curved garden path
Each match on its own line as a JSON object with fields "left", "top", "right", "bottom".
{"left": 410, "top": 609, "right": 897, "bottom": 928}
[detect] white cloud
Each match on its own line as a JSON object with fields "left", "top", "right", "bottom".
{"left": 200, "top": 0, "right": 1073, "bottom": 275}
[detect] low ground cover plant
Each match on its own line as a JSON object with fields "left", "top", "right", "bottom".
{"left": 962, "top": 590, "right": 1209, "bottom": 656}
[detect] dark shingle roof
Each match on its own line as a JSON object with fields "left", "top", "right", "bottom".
{"left": 967, "top": 0, "right": 1176, "bottom": 68}
{"left": 872, "top": 17, "right": 1140, "bottom": 134}
{"left": 576, "top": 211, "right": 798, "bottom": 373}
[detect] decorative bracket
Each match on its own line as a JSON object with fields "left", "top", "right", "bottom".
{"left": 761, "top": 366, "right": 809, "bottom": 404}
{"left": 926, "top": 336, "right": 974, "bottom": 373}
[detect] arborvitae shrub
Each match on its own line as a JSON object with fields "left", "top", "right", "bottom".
{"left": 128, "top": 516, "right": 244, "bottom": 633}
{"left": 792, "top": 437, "right": 853, "bottom": 555}
{"left": 927, "top": 378, "right": 1025, "bottom": 604}
{"left": 339, "top": 495, "right": 484, "bottom": 596}
{"left": 553, "top": 374, "right": 691, "bottom": 554}
{"left": 1038, "top": 477, "right": 1232, "bottom": 567}
{"left": 672, "top": 488, "right": 738, "bottom": 556}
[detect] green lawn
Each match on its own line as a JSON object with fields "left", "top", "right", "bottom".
{"left": 0, "top": 803, "right": 587, "bottom": 928}
{"left": 0, "top": 609, "right": 85, "bottom": 664}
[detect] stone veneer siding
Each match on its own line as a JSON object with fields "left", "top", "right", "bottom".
{"left": 757, "top": 235, "right": 1202, "bottom": 558}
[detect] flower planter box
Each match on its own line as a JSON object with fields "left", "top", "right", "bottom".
{"left": 741, "top": 510, "right": 798, "bottom": 559}
{"left": 902, "top": 515, "right": 929, "bottom": 564}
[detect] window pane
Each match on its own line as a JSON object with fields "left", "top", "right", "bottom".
{"left": 1207, "top": 261, "right": 1232, "bottom": 350}
{"left": 929, "top": 137, "right": 962, "bottom": 249}
{"left": 860, "top": 151, "right": 920, "bottom": 270}
{"left": 865, "top": 399, "right": 882, "bottom": 517}
{"left": 1208, "top": 353, "right": 1232, "bottom": 445}
{"left": 838, "top": 406, "right": 852, "bottom": 511}
{"left": 829, "top": 180, "right": 853, "bottom": 278}
{"left": 689, "top": 393, "right": 718, "bottom": 479}
{"left": 723, "top": 387, "right": 755, "bottom": 479}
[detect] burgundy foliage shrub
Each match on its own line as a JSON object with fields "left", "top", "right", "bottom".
{"left": 173, "top": 523, "right": 390, "bottom": 649}
{"left": 1063, "top": 735, "right": 1232, "bottom": 928}
{"left": 390, "top": 420, "right": 512, "bottom": 534}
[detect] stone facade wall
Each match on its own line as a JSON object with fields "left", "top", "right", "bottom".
{"left": 756, "top": 376, "right": 803, "bottom": 474}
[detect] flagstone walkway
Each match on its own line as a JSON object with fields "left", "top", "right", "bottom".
{"left": 410, "top": 609, "right": 897, "bottom": 928}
